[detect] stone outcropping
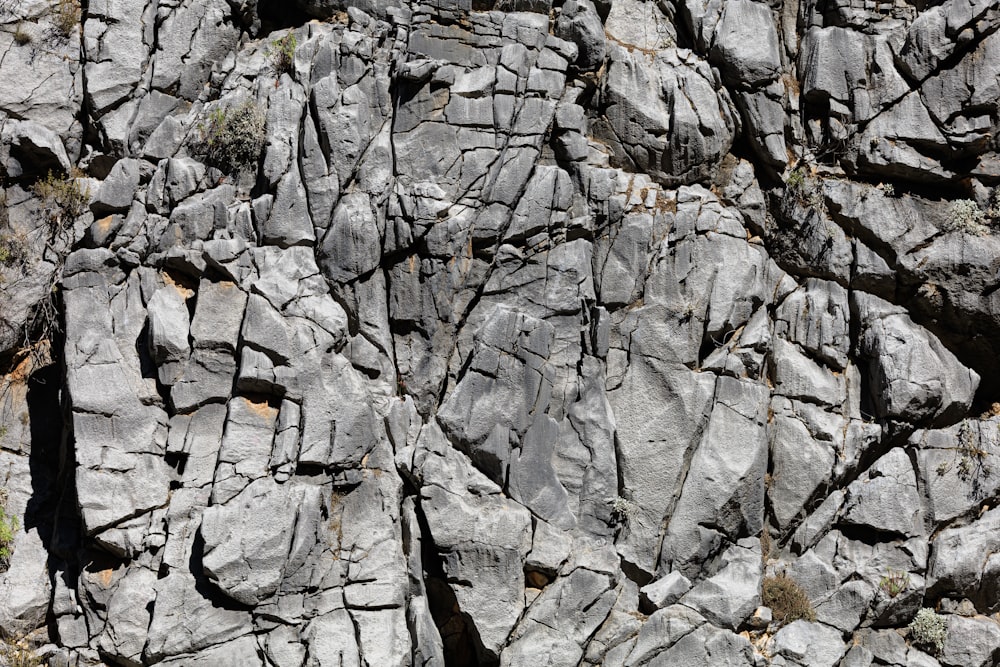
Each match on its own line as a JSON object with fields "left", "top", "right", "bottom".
{"left": 1, "top": 0, "right": 1000, "bottom": 665}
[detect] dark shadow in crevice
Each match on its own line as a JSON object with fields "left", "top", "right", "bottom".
{"left": 255, "top": 0, "right": 313, "bottom": 34}
{"left": 414, "top": 499, "right": 494, "bottom": 667}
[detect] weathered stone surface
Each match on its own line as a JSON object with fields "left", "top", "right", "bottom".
{"left": 767, "top": 620, "right": 847, "bottom": 667}
{"left": 602, "top": 46, "right": 737, "bottom": 187}
{"left": 6, "top": 0, "right": 1000, "bottom": 665}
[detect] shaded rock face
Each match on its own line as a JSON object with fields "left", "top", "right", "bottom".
{"left": 1, "top": 0, "right": 1000, "bottom": 666}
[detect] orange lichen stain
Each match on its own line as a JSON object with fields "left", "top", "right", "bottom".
{"left": 245, "top": 398, "right": 278, "bottom": 421}
{"left": 96, "top": 215, "right": 113, "bottom": 233}
{"left": 98, "top": 568, "right": 113, "bottom": 588}
{"left": 3, "top": 341, "right": 50, "bottom": 385}
{"left": 160, "top": 272, "right": 195, "bottom": 299}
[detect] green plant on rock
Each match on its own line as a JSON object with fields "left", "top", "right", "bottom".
{"left": 31, "top": 170, "right": 89, "bottom": 225}
{"left": 762, "top": 574, "right": 816, "bottom": 625}
{"left": 909, "top": 607, "right": 947, "bottom": 654}
{"left": 268, "top": 32, "right": 297, "bottom": 76}
{"left": 0, "top": 230, "right": 28, "bottom": 267}
{"left": 0, "top": 637, "right": 41, "bottom": 667}
{"left": 945, "top": 199, "right": 989, "bottom": 236}
{"left": 608, "top": 495, "right": 638, "bottom": 526}
{"left": 784, "top": 166, "right": 826, "bottom": 211}
{"left": 0, "top": 488, "right": 18, "bottom": 570}
{"left": 878, "top": 568, "right": 910, "bottom": 598}
{"left": 200, "top": 101, "right": 266, "bottom": 175}
{"left": 785, "top": 167, "right": 806, "bottom": 192}
{"left": 876, "top": 182, "right": 895, "bottom": 197}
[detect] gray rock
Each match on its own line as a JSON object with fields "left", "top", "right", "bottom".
{"left": 1, "top": 119, "right": 72, "bottom": 178}
{"left": 710, "top": 0, "right": 781, "bottom": 87}
{"left": 840, "top": 448, "right": 924, "bottom": 538}
{"left": 659, "top": 377, "right": 768, "bottom": 577}
{"left": 602, "top": 46, "right": 737, "bottom": 187}
{"left": 146, "top": 284, "right": 191, "bottom": 379}
{"left": 10, "top": 0, "right": 1000, "bottom": 663}
{"left": 202, "top": 478, "right": 324, "bottom": 605}
{"left": 145, "top": 572, "right": 253, "bottom": 660}
{"left": 767, "top": 620, "right": 847, "bottom": 667}
{"left": 96, "top": 566, "right": 157, "bottom": 664}
{"left": 678, "top": 538, "right": 762, "bottom": 630}
{"left": 854, "top": 292, "right": 979, "bottom": 426}
{"left": 410, "top": 423, "right": 532, "bottom": 662}
{"left": 641, "top": 571, "right": 692, "bottom": 611}
{"left": 92, "top": 158, "right": 141, "bottom": 214}
{"left": 555, "top": 0, "right": 606, "bottom": 71}
{"left": 927, "top": 506, "right": 1000, "bottom": 612}
{"left": 939, "top": 614, "right": 1000, "bottom": 667}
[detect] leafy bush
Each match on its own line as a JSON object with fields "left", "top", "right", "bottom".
{"left": 201, "top": 101, "right": 266, "bottom": 175}
{"left": 762, "top": 574, "right": 816, "bottom": 625}
{"left": 269, "top": 33, "right": 297, "bottom": 76}
{"left": 0, "top": 488, "right": 18, "bottom": 570}
{"left": 945, "top": 199, "right": 989, "bottom": 236}
{"left": 909, "top": 607, "right": 947, "bottom": 654}
{"left": 879, "top": 569, "right": 910, "bottom": 598}
{"left": 31, "top": 170, "right": 89, "bottom": 224}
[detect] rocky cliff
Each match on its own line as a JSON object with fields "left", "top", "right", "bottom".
{"left": 1, "top": 0, "right": 1000, "bottom": 664}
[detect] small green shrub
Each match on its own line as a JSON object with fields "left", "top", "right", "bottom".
{"left": 31, "top": 170, "right": 89, "bottom": 224}
{"left": 201, "top": 101, "right": 266, "bottom": 175}
{"left": 879, "top": 569, "right": 910, "bottom": 598}
{"left": 0, "top": 488, "right": 18, "bottom": 570}
{"left": 945, "top": 199, "right": 989, "bottom": 236}
{"left": 268, "top": 32, "right": 297, "bottom": 76}
{"left": 785, "top": 168, "right": 806, "bottom": 191}
{"left": 877, "top": 182, "right": 895, "bottom": 197}
{"left": 0, "top": 232, "right": 28, "bottom": 266}
{"left": 909, "top": 607, "right": 947, "bottom": 654}
{"left": 762, "top": 574, "right": 816, "bottom": 625}
{"left": 784, "top": 167, "right": 825, "bottom": 211}
{"left": 608, "top": 496, "right": 639, "bottom": 525}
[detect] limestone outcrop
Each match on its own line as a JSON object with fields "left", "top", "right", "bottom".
{"left": 1, "top": 0, "right": 1000, "bottom": 664}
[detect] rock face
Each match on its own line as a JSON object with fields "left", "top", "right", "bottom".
{"left": 1, "top": 0, "right": 1000, "bottom": 665}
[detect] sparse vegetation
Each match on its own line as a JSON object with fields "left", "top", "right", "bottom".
{"left": 877, "top": 182, "right": 895, "bottom": 197}
{"left": 31, "top": 170, "right": 89, "bottom": 225}
{"left": 0, "top": 488, "right": 18, "bottom": 571}
{"left": 785, "top": 167, "right": 805, "bottom": 191}
{"left": 762, "top": 574, "right": 816, "bottom": 625}
{"left": 200, "top": 101, "right": 266, "bottom": 175}
{"left": 784, "top": 166, "right": 825, "bottom": 211}
{"left": 54, "top": 0, "right": 79, "bottom": 37}
{"left": 0, "top": 638, "right": 41, "bottom": 667}
{"left": 944, "top": 199, "right": 989, "bottom": 236}
{"left": 0, "top": 231, "right": 28, "bottom": 267}
{"left": 608, "top": 495, "right": 639, "bottom": 525}
{"left": 13, "top": 22, "right": 31, "bottom": 45}
{"left": 879, "top": 569, "right": 910, "bottom": 598}
{"left": 908, "top": 607, "right": 947, "bottom": 654}
{"left": 268, "top": 32, "right": 297, "bottom": 76}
